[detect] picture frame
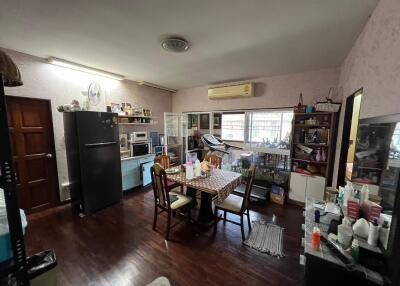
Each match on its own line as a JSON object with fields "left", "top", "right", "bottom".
{"left": 200, "top": 113, "right": 210, "bottom": 129}
{"left": 213, "top": 113, "right": 221, "bottom": 129}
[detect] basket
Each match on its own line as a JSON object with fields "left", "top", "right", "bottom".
{"left": 315, "top": 102, "right": 341, "bottom": 112}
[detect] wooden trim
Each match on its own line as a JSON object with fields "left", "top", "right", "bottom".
{"left": 336, "top": 90, "right": 360, "bottom": 187}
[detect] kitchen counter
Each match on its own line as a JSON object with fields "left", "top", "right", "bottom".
{"left": 121, "top": 153, "right": 156, "bottom": 161}
{"left": 120, "top": 154, "right": 155, "bottom": 191}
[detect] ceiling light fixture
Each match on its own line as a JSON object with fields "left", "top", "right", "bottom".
{"left": 138, "top": 81, "right": 177, "bottom": 93}
{"left": 47, "top": 57, "right": 125, "bottom": 81}
{"left": 161, "top": 36, "right": 190, "bottom": 53}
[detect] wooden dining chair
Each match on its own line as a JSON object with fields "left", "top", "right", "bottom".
{"left": 214, "top": 164, "right": 256, "bottom": 241}
{"left": 151, "top": 163, "right": 192, "bottom": 240}
{"left": 154, "top": 154, "right": 171, "bottom": 169}
{"left": 204, "top": 153, "right": 223, "bottom": 169}
{"left": 154, "top": 155, "right": 181, "bottom": 190}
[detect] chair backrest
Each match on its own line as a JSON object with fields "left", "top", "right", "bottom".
{"left": 240, "top": 164, "right": 256, "bottom": 213}
{"left": 154, "top": 155, "right": 171, "bottom": 169}
{"left": 151, "top": 163, "right": 171, "bottom": 209}
{"left": 204, "top": 153, "right": 223, "bottom": 169}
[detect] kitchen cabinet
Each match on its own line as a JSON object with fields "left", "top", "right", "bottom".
{"left": 121, "top": 154, "right": 155, "bottom": 191}
{"left": 289, "top": 172, "right": 326, "bottom": 203}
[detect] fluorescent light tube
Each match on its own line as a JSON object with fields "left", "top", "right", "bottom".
{"left": 138, "top": 81, "right": 177, "bottom": 93}
{"left": 48, "top": 57, "right": 124, "bottom": 81}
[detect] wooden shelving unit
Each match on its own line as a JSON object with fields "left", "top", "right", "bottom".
{"left": 117, "top": 114, "right": 157, "bottom": 125}
{"left": 290, "top": 112, "right": 338, "bottom": 186}
{"left": 119, "top": 122, "right": 153, "bottom": 126}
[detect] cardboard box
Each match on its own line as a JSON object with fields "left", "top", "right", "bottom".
{"left": 347, "top": 197, "right": 360, "bottom": 219}
{"left": 361, "top": 200, "right": 382, "bottom": 222}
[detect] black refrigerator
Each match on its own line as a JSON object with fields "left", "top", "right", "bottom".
{"left": 64, "top": 111, "right": 122, "bottom": 214}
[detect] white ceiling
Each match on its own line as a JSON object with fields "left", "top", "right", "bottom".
{"left": 0, "top": 0, "right": 378, "bottom": 90}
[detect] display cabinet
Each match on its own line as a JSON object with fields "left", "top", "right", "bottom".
{"left": 290, "top": 112, "right": 338, "bottom": 186}
{"left": 163, "top": 112, "right": 188, "bottom": 166}
{"left": 351, "top": 123, "right": 392, "bottom": 186}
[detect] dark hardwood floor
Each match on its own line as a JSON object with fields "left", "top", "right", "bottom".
{"left": 25, "top": 188, "right": 304, "bottom": 286}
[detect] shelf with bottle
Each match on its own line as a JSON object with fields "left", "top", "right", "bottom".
{"left": 118, "top": 115, "right": 155, "bottom": 125}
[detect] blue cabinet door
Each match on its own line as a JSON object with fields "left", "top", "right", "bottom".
{"left": 142, "top": 161, "right": 153, "bottom": 186}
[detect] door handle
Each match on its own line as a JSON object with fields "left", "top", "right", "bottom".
{"left": 46, "top": 153, "right": 54, "bottom": 159}
{"left": 85, "top": 141, "right": 117, "bottom": 148}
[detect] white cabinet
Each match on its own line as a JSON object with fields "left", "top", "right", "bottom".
{"left": 289, "top": 172, "right": 326, "bottom": 203}
{"left": 306, "top": 175, "right": 326, "bottom": 201}
{"left": 121, "top": 154, "right": 155, "bottom": 191}
{"left": 289, "top": 172, "right": 308, "bottom": 203}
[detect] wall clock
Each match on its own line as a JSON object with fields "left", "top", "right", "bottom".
{"left": 88, "top": 82, "right": 101, "bottom": 106}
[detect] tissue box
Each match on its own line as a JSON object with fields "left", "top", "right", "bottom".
{"left": 347, "top": 197, "right": 360, "bottom": 219}
{"left": 361, "top": 200, "right": 382, "bottom": 222}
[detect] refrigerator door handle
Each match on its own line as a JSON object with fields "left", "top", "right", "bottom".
{"left": 84, "top": 141, "right": 118, "bottom": 148}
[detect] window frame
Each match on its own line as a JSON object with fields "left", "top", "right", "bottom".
{"left": 221, "top": 112, "right": 246, "bottom": 142}
{"left": 220, "top": 108, "right": 293, "bottom": 144}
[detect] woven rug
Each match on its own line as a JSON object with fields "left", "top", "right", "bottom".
{"left": 243, "top": 221, "right": 286, "bottom": 258}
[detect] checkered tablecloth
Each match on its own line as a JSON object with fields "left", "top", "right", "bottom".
{"left": 167, "top": 169, "right": 242, "bottom": 204}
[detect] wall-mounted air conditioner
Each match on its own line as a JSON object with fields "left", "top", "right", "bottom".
{"left": 208, "top": 83, "right": 254, "bottom": 100}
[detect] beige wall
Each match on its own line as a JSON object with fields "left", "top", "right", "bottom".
{"left": 172, "top": 68, "right": 340, "bottom": 113}
{"left": 3, "top": 48, "right": 172, "bottom": 199}
{"left": 332, "top": 0, "right": 400, "bottom": 186}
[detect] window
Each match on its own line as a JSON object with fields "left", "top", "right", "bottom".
{"left": 220, "top": 109, "right": 293, "bottom": 146}
{"left": 221, "top": 113, "right": 245, "bottom": 141}
{"left": 249, "top": 110, "right": 293, "bottom": 145}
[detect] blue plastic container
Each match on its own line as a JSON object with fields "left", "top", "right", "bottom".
{"left": 0, "top": 209, "right": 27, "bottom": 263}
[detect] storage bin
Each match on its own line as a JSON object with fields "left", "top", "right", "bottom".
{"left": 0, "top": 209, "right": 27, "bottom": 263}
{"left": 28, "top": 250, "right": 57, "bottom": 286}
{"left": 270, "top": 192, "right": 285, "bottom": 205}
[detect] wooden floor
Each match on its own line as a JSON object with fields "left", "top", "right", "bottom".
{"left": 25, "top": 188, "right": 304, "bottom": 286}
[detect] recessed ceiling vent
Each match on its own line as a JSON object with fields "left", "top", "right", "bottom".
{"left": 161, "top": 36, "right": 190, "bottom": 52}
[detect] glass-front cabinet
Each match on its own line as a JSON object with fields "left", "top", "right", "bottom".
{"left": 163, "top": 112, "right": 188, "bottom": 166}
{"left": 351, "top": 123, "right": 392, "bottom": 186}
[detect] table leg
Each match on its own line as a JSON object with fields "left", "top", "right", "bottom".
{"left": 198, "top": 192, "right": 215, "bottom": 227}
{"left": 186, "top": 187, "right": 198, "bottom": 207}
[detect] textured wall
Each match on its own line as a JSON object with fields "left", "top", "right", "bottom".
{"left": 172, "top": 68, "right": 340, "bottom": 113}
{"left": 332, "top": 0, "right": 400, "bottom": 186}
{"left": 3, "top": 49, "right": 172, "bottom": 199}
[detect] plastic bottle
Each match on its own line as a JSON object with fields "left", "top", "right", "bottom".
{"left": 379, "top": 220, "right": 390, "bottom": 250}
{"left": 360, "top": 184, "right": 369, "bottom": 205}
{"left": 343, "top": 181, "right": 354, "bottom": 207}
{"left": 186, "top": 161, "right": 194, "bottom": 180}
{"left": 194, "top": 159, "right": 201, "bottom": 177}
{"left": 311, "top": 226, "right": 321, "bottom": 251}
{"left": 368, "top": 219, "right": 380, "bottom": 247}
{"left": 351, "top": 239, "right": 359, "bottom": 263}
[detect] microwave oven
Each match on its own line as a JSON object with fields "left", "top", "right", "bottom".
{"left": 130, "top": 131, "right": 148, "bottom": 143}
{"left": 130, "top": 142, "right": 150, "bottom": 157}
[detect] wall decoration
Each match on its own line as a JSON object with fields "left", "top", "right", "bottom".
{"left": 213, "top": 113, "right": 222, "bottom": 129}
{"left": 88, "top": 82, "right": 101, "bottom": 106}
{"left": 111, "top": 102, "right": 122, "bottom": 114}
{"left": 200, "top": 113, "right": 210, "bottom": 129}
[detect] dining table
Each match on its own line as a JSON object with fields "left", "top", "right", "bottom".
{"left": 166, "top": 168, "right": 242, "bottom": 226}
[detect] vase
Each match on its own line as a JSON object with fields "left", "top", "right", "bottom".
{"left": 321, "top": 148, "right": 327, "bottom": 162}
{"left": 316, "top": 148, "right": 322, "bottom": 162}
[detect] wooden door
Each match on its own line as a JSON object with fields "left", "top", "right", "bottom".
{"left": 6, "top": 96, "right": 59, "bottom": 213}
